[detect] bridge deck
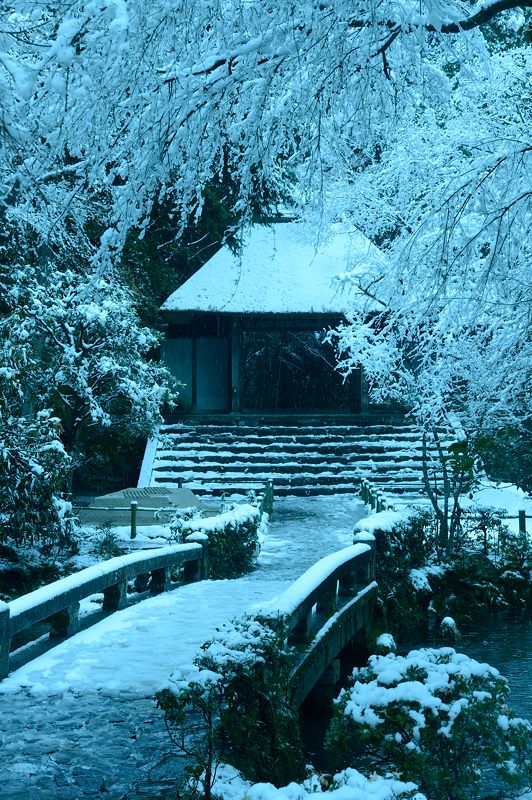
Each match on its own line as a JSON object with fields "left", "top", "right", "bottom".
{"left": 0, "top": 495, "right": 367, "bottom": 800}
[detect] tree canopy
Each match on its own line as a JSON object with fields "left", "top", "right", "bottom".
{"left": 2, "top": 0, "right": 530, "bottom": 261}
{"left": 0, "top": 0, "right": 530, "bottom": 538}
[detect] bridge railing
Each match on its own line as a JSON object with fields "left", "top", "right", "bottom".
{"left": 0, "top": 539, "right": 209, "bottom": 680}
{"left": 360, "top": 478, "right": 397, "bottom": 512}
{"left": 264, "top": 536, "right": 377, "bottom": 706}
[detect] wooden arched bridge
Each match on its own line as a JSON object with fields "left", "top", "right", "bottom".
{"left": 0, "top": 532, "right": 377, "bottom": 706}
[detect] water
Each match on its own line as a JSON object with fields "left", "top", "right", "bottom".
{"left": 304, "top": 609, "right": 532, "bottom": 778}
{"left": 421, "top": 609, "right": 532, "bottom": 722}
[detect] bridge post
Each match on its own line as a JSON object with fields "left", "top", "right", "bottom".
{"left": 102, "top": 580, "right": 128, "bottom": 611}
{"left": 150, "top": 567, "right": 172, "bottom": 594}
{"left": 49, "top": 603, "right": 80, "bottom": 638}
{"left": 185, "top": 534, "right": 210, "bottom": 580}
{"left": 289, "top": 608, "right": 313, "bottom": 645}
{"left": 353, "top": 532, "right": 376, "bottom": 583}
{"left": 338, "top": 566, "right": 356, "bottom": 597}
{"left": 0, "top": 601, "right": 10, "bottom": 680}
{"left": 316, "top": 577, "right": 337, "bottom": 615}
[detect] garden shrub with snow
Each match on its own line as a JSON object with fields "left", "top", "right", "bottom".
{"left": 0, "top": 339, "right": 76, "bottom": 550}
{"left": 327, "top": 646, "right": 532, "bottom": 800}
{"left": 157, "top": 613, "right": 305, "bottom": 796}
{"left": 212, "top": 763, "right": 425, "bottom": 800}
{"left": 356, "top": 509, "right": 439, "bottom": 629}
{"left": 171, "top": 503, "right": 261, "bottom": 579}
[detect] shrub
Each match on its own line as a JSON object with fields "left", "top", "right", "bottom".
{"left": 501, "top": 528, "right": 532, "bottom": 572}
{"left": 327, "top": 646, "right": 532, "bottom": 800}
{"left": 357, "top": 510, "right": 436, "bottom": 593}
{"left": 156, "top": 671, "right": 224, "bottom": 800}
{"left": 156, "top": 613, "right": 306, "bottom": 794}
{"left": 172, "top": 503, "right": 260, "bottom": 579}
{"left": 0, "top": 410, "right": 76, "bottom": 548}
{"left": 91, "top": 523, "right": 123, "bottom": 559}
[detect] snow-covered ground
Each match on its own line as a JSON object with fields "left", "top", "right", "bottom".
{"left": 0, "top": 495, "right": 368, "bottom": 799}
{"left": 1, "top": 486, "right": 530, "bottom": 799}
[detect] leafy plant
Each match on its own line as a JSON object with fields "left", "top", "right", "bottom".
{"left": 328, "top": 646, "right": 532, "bottom": 800}
{"left": 91, "top": 523, "right": 122, "bottom": 559}
{"left": 0, "top": 340, "right": 75, "bottom": 547}
{"left": 422, "top": 432, "right": 480, "bottom": 557}
{"left": 501, "top": 528, "right": 532, "bottom": 572}
{"left": 156, "top": 613, "right": 306, "bottom": 795}
{"left": 156, "top": 671, "right": 224, "bottom": 800}
{"left": 172, "top": 504, "right": 260, "bottom": 579}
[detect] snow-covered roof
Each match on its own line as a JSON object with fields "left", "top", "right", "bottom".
{"left": 161, "top": 221, "right": 381, "bottom": 315}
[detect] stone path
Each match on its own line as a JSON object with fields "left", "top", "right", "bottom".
{"left": 0, "top": 496, "right": 366, "bottom": 799}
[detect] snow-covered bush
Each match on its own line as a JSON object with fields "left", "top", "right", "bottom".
{"left": 157, "top": 613, "right": 305, "bottom": 794}
{"left": 213, "top": 763, "right": 425, "bottom": 800}
{"left": 500, "top": 528, "right": 532, "bottom": 573}
{"left": 172, "top": 503, "right": 261, "bottom": 579}
{"left": 0, "top": 340, "right": 75, "bottom": 547}
{"left": 359, "top": 511, "right": 435, "bottom": 591}
{"left": 4, "top": 266, "right": 177, "bottom": 485}
{"left": 156, "top": 669, "right": 224, "bottom": 800}
{"left": 328, "top": 647, "right": 532, "bottom": 800}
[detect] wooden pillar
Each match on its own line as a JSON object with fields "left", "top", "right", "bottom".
{"left": 231, "top": 317, "right": 241, "bottom": 412}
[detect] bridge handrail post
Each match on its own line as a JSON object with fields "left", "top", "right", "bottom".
{"left": 49, "top": 602, "right": 81, "bottom": 639}
{"left": 185, "top": 533, "right": 210, "bottom": 580}
{"left": 0, "top": 602, "right": 10, "bottom": 680}
{"left": 288, "top": 606, "right": 313, "bottom": 645}
{"left": 316, "top": 577, "right": 337, "bottom": 615}
{"left": 102, "top": 580, "right": 128, "bottom": 611}
{"left": 353, "top": 531, "right": 376, "bottom": 583}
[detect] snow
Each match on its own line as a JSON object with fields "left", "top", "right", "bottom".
{"left": 340, "top": 648, "right": 501, "bottom": 731}
{"left": 213, "top": 763, "right": 424, "bottom": 800}
{"left": 179, "top": 503, "right": 258, "bottom": 534}
{"left": 464, "top": 480, "right": 532, "bottom": 534}
{"left": 161, "top": 221, "right": 384, "bottom": 315}
{"left": 410, "top": 568, "right": 432, "bottom": 593}
{"left": 355, "top": 509, "right": 413, "bottom": 534}
{"left": 376, "top": 633, "right": 396, "bottom": 651}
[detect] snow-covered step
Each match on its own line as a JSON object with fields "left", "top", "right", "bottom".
{"left": 139, "top": 416, "right": 452, "bottom": 498}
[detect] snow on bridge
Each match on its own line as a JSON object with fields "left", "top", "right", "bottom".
{"left": 0, "top": 495, "right": 368, "bottom": 799}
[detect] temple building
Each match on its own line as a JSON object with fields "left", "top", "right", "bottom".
{"left": 159, "top": 221, "right": 384, "bottom": 415}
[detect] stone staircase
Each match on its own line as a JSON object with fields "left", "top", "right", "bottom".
{"left": 138, "top": 416, "right": 452, "bottom": 499}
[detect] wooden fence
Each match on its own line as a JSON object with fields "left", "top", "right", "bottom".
{"left": 360, "top": 478, "right": 531, "bottom": 535}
